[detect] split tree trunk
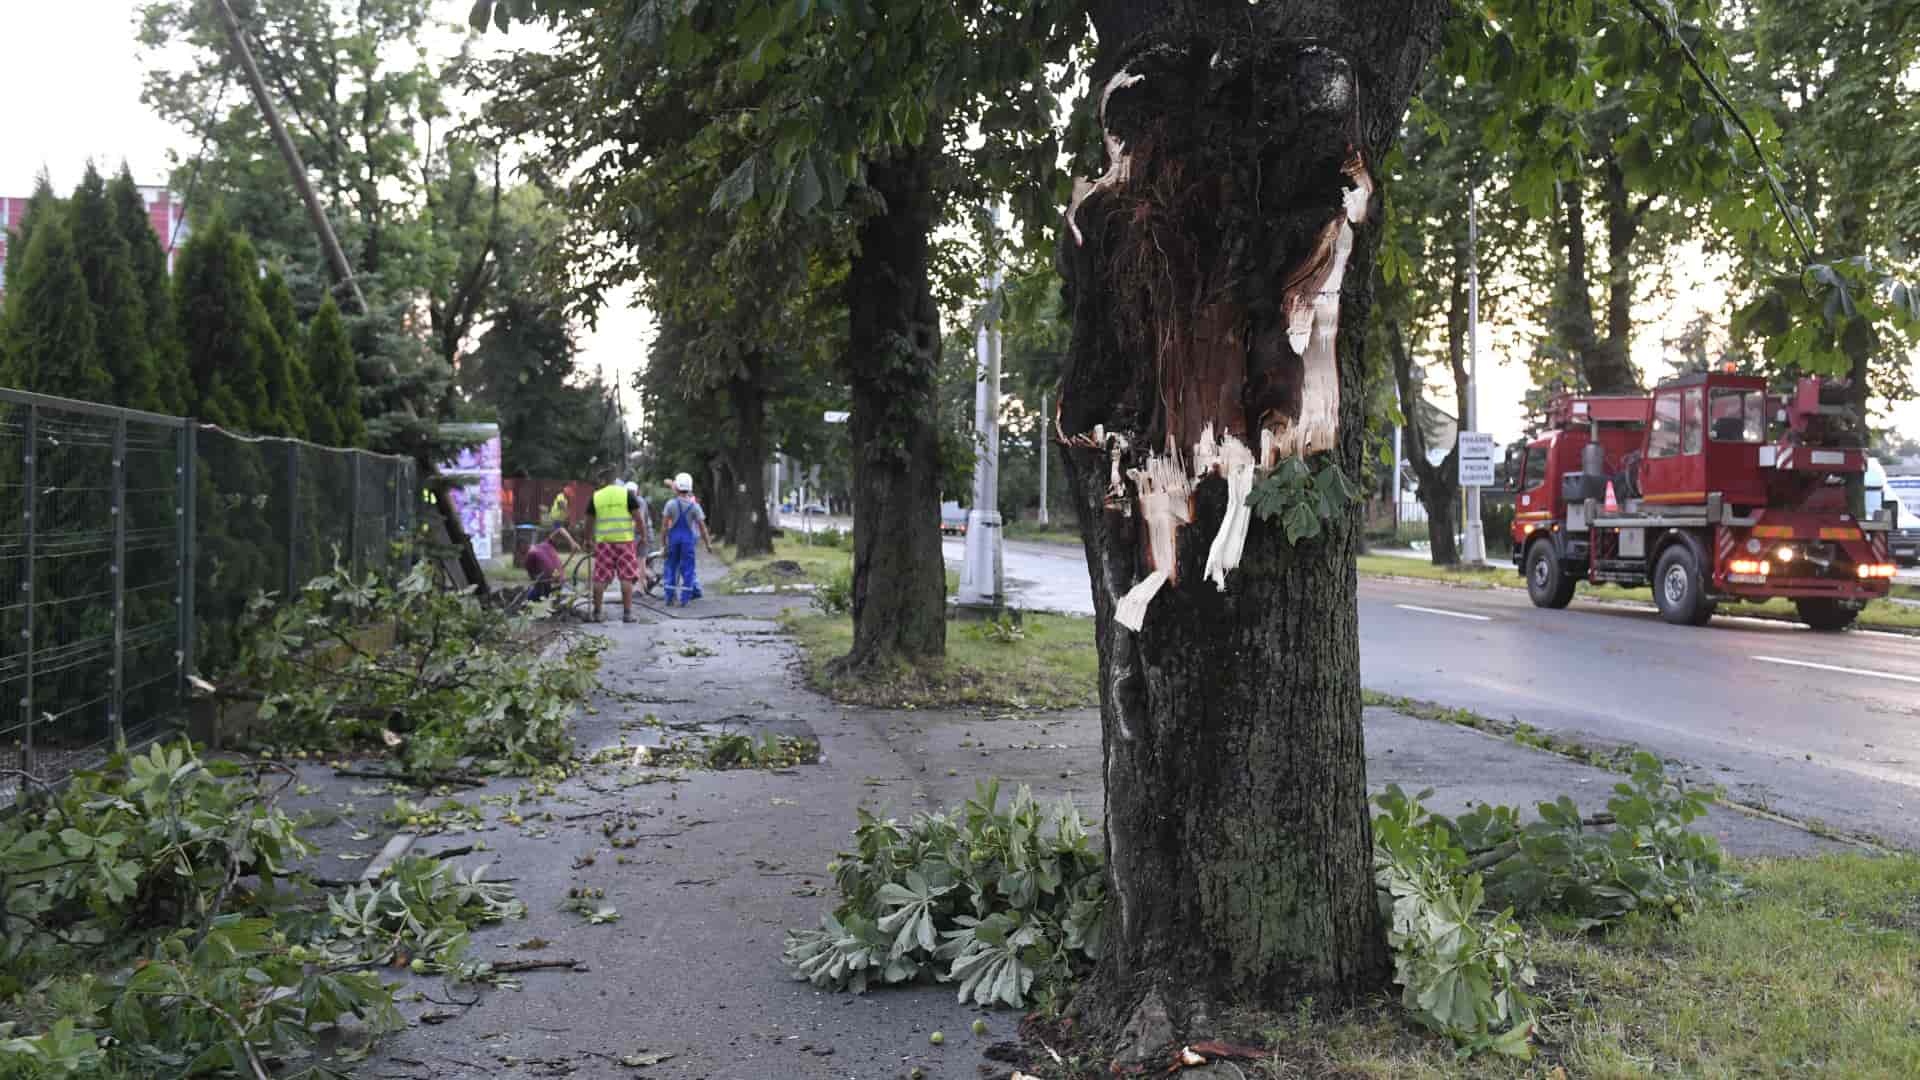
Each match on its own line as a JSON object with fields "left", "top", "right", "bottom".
{"left": 837, "top": 143, "right": 947, "bottom": 671}
{"left": 1060, "top": 0, "right": 1446, "bottom": 1052}
{"left": 727, "top": 354, "right": 775, "bottom": 557}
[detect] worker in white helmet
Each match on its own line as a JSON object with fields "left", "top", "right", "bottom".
{"left": 660, "top": 472, "right": 713, "bottom": 606}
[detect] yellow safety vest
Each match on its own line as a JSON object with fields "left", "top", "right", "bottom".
{"left": 547, "top": 491, "right": 569, "bottom": 523}
{"left": 591, "top": 484, "right": 634, "bottom": 543}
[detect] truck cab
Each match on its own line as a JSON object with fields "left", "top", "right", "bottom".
{"left": 1510, "top": 373, "right": 1894, "bottom": 630}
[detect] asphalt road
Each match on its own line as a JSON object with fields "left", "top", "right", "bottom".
{"left": 947, "top": 535, "right": 1920, "bottom": 847}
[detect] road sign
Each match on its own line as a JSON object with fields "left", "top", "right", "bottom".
{"left": 822, "top": 410, "right": 849, "bottom": 424}
{"left": 1457, "top": 431, "right": 1497, "bottom": 487}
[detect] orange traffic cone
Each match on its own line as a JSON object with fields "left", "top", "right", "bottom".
{"left": 1603, "top": 480, "right": 1619, "bottom": 512}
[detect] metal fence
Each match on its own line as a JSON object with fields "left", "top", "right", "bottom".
{"left": 0, "top": 388, "right": 417, "bottom": 800}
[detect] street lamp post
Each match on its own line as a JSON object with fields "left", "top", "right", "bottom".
{"left": 1462, "top": 187, "right": 1487, "bottom": 566}
{"left": 959, "top": 211, "right": 1005, "bottom": 607}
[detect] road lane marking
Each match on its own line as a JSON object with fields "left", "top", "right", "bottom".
{"left": 1752, "top": 655, "right": 1920, "bottom": 684}
{"left": 1394, "top": 603, "right": 1492, "bottom": 622}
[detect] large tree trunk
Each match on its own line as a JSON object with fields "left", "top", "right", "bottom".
{"left": 727, "top": 354, "right": 775, "bottom": 557}
{"left": 1386, "top": 312, "right": 1460, "bottom": 566}
{"left": 1058, "top": 1, "right": 1446, "bottom": 1055}
{"left": 1554, "top": 167, "right": 1640, "bottom": 394}
{"left": 837, "top": 144, "right": 947, "bottom": 671}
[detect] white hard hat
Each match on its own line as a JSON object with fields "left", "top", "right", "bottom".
{"left": 674, "top": 472, "right": 693, "bottom": 493}
{"left": 625, "top": 480, "right": 639, "bottom": 494}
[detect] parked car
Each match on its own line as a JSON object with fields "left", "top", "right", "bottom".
{"left": 940, "top": 501, "right": 967, "bottom": 536}
{"left": 799, "top": 502, "right": 829, "bottom": 515}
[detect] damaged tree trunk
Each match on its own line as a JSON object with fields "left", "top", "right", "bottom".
{"left": 1058, "top": 0, "right": 1446, "bottom": 1053}
{"left": 837, "top": 144, "right": 947, "bottom": 672}
{"left": 726, "top": 353, "right": 775, "bottom": 558}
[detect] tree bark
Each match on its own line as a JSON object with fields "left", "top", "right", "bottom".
{"left": 1386, "top": 310, "right": 1459, "bottom": 566}
{"left": 727, "top": 353, "right": 775, "bottom": 557}
{"left": 1553, "top": 166, "right": 1640, "bottom": 395}
{"left": 706, "top": 460, "right": 734, "bottom": 543}
{"left": 1059, "top": 0, "right": 1446, "bottom": 1053}
{"left": 836, "top": 143, "right": 947, "bottom": 672}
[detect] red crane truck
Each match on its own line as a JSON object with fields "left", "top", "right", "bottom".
{"left": 1508, "top": 371, "right": 1897, "bottom": 630}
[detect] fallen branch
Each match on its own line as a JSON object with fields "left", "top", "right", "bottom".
{"left": 331, "top": 767, "right": 488, "bottom": 789}
{"left": 1466, "top": 814, "right": 1618, "bottom": 874}
{"left": 489, "top": 957, "right": 582, "bottom": 974}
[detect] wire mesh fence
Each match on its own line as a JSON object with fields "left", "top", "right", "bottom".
{"left": 1, "top": 388, "right": 417, "bottom": 801}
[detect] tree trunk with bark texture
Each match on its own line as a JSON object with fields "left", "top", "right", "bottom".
{"left": 1058, "top": 0, "right": 1446, "bottom": 1055}
{"left": 706, "top": 460, "right": 734, "bottom": 543}
{"left": 727, "top": 354, "right": 775, "bottom": 557}
{"left": 837, "top": 144, "right": 947, "bottom": 672}
{"left": 1554, "top": 166, "right": 1640, "bottom": 395}
{"left": 1386, "top": 316, "right": 1459, "bottom": 566}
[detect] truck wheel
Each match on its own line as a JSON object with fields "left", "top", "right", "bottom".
{"left": 1525, "top": 540, "right": 1576, "bottom": 609}
{"left": 1653, "top": 545, "right": 1714, "bottom": 626}
{"left": 1795, "top": 598, "right": 1859, "bottom": 632}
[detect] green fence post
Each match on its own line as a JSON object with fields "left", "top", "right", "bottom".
{"left": 19, "top": 405, "right": 35, "bottom": 779}
{"left": 111, "top": 416, "right": 127, "bottom": 750}
{"left": 178, "top": 424, "right": 196, "bottom": 700}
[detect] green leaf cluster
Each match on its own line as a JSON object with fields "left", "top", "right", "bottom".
{"left": 1245, "top": 458, "right": 1362, "bottom": 546}
{"left": 235, "top": 558, "right": 607, "bottom": 780}
{"left": 1371, "top": 752, "right": 1740, "bottom": 1055}
{"left": 783, "top": 780, "right": 1104, "bottom": 1011}
{"left": 0, "top": 742, "right": 408, "bottom": 1076}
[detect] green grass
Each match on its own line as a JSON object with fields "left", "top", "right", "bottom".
{"left": 1231, "top": 853, "right": 1920, "bottom": 1078}
{"left": 1357, "top": 554, "right": 1920, "bottom": 631}
{"left": 1004, "top": 521, "right": 1082, "bottom": 546}
{"left": 778, "top": 609, "right": 1098, "bottom": 710}
{"left": 714, "top": 536, "right": 852, "bottom": 595}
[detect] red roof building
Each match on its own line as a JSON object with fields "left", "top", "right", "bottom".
{"left": 0, "top": 185, "right": 186, "bottom": 299}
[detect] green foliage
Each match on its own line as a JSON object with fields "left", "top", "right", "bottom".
{"left": 0, "top": 205, "right": 111, "bottom": 401}
{"left": 257, "top": 267, "right": 312, "bottom": 439}
{"left": 171, "top": 215, "right": 273, "bottom": 430}
{"left": 969, "top": 613, "right": 1025, "bottom": 645}
{"left": 783, "top": 781, "right": 1104, "bottom": 1011}
{"left": 1370, "top": 753, "right": 1740, "bottom": 1056}
{"left": 811, "top": 560, "right": 854, "bottom": 617}
{"left": 0, "top": 742, "right": 406, "bottom": 1076}
{"left": 460, "top": 294, "right": 624, "bottom": 479}
{"left": 67, "top": 164, "right": 162, "bottom": 413}
{"left": 323, "top": 856, "right": 524, "bottom": 971}
{"left": 109, "top": 165, "right": 192, "bottom": 415}
{"left": 303, "top": 298, "right": 362, "bottom": 447}
{"left": 1245, "top": 457, "right": 1362, "bottom": 546}
{"left": 235, "top": 559, "right": 606, "bottom": 779}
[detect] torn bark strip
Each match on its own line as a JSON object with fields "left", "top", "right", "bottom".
{"left": 1067, "top": 69, "right": 1147, "bottom": 247}
{"left": 1268, "top": 154, "right": 1373, "bottom": 465}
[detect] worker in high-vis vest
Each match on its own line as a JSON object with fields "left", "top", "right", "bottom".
{"left": 584, "top": 466, "right": 647, "bottom": 623}
{"left": 545, "top": 489, "right": 569, "bottom": 529}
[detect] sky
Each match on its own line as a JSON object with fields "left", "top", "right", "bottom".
{"left": 0, "top": 0, "right": 654, "bottom": 424}
{"left": 0, "top": 1, "right": 1912, "bottom": 451}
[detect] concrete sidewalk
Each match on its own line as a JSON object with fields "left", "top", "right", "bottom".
{"left": 349, "top": 597, "right": 1842, "bottom": 1080}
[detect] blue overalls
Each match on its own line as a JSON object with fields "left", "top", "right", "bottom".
{"left": 663, "top": 496, "right": 702, "bottom": 605}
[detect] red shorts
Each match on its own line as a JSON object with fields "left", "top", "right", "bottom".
{"left": 593, "top": 541, "right": 640, "bottom": 584}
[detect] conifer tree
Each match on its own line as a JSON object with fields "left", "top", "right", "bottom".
{"left": 258, "top": 266, "right": 312, "bottom": 438}
{"left": 172, "top": 214, "right": 270, "bottom": 430}
{"left": 69, "top": 164, "right": 162, "bottom": 411}
{"left": 7, "top": 175, "right": 59, "bottom": 273}
{"left": 109, "top": 166, "right": 192, "bottom": 414}
{"left": 303, "top": 297, "right": 362, "bottom": 447}
{"left": 0, "top": 207, "right": 111, "bottom": 400}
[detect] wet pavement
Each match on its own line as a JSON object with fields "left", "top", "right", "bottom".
{"left": 310, "top": 589, "right": 1849, "bottom": 1080}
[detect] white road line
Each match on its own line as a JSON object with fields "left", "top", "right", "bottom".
{"left": 1394, "top": 603, "right": 1492, "bottom": 622}
{"left": 1752, "top": 655, "right": 1920, "bottom": 684}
